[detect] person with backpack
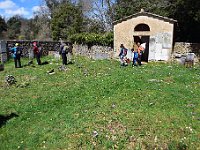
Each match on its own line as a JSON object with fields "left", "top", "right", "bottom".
{"left": 33, "top": 42, "right": 41, "bottom": 65}
{"left": 10, "top": 43, "right": 22, "bottom": 68}
{"left": 59, "top": 42, "right": 69, "bottom": 65}
{"left": 119, "top": 44, "right": 128, "bottom": 66}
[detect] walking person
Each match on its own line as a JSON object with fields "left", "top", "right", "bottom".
{"left": 10, "top": 43, "right": 22, "bottom": 68}
{"left": 33, "top": 42, "right": 41, "bottom": 65}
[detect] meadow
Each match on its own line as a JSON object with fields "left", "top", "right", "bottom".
{"left": 0, "top": 56, "right": 200, "bottom": 149}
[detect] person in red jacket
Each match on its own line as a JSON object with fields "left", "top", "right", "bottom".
{"left": 33, "top": 42, "right": 41, "bottom": 65}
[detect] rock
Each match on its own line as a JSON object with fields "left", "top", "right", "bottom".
{"left": 47, "top": 69, "right": 55, "bottom": 75}
{"left": 5, "top": 75, "right": 16, "bottom": 85}
{"left": 92, "top": 131, "right": 98, "bottom": 138}
{"left": 58, "top": 65, "right": 67, "bottom": 71}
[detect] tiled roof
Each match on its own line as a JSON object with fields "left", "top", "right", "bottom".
{"left": 113, "top": 10, "right": 177, "bottom": 25}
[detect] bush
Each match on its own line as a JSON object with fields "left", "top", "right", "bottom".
{"left": 69, "top": 32, "right": 113, "bottom": 47}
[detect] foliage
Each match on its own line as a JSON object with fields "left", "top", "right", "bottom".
{"left": 50, "top": 2, "right": 84, "bottom": 41}
{"left": 171, "top": 0, "right": 200, "bottom": 42}
{"left": 6, "top": 16, "right": 22, "bottom": 40}
{"left": 0, "top": 16, "right": 7, "bottom": 37}
{"left": 0, "top": 56, "right": 200, "bottom": 149}
{"left": 69, "top": 32, "right": 113, "bottom": 47}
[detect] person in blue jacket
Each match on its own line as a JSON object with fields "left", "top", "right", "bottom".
{"left": 10, "top": 43, "right": 22, "bottom": 68}
{"left": 119, "top": 44, "right": 128, "bottom": 66}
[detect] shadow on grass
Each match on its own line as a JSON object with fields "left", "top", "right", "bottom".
{"left": 0, "top": 113, "right": 19, "bottom": 128}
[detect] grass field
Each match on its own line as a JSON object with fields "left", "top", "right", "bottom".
{"left": 0, "top": 56, "right": 200, "bottom": 149}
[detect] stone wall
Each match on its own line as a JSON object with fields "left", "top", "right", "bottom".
{"left": 173, "top": 42, "right": 200, "bottom": 57}
{"left": 0, "top": 41, "right": 7, "bottom": 63}
{"left": 6, "top": 41, "right": 61, "bottom": 58}
{"left": 73, "top": 44, "right": 114, "bottom": 60}
{"left": 173, "top": 42, "right": 200, "bottom": 64}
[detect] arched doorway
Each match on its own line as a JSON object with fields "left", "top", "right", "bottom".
{"left": 134, "top": 24, "right": 150, "bottom": 31}
{"left": 133, "top": 24, "right": 150, "bottom": 62}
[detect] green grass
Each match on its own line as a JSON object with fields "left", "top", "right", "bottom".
{"left": 0, "top": 56, "right": 200, "bottom": 150}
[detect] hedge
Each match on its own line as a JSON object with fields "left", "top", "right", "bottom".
{"left": 68, "top": 32, "right": 113, "bottom": 47}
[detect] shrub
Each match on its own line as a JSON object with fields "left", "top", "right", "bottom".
{"left": 69, "top": 32, "right": 113, "bottom": 47}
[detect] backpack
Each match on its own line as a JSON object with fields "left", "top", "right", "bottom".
{"left": 123, "top": 48, "right": 127, "bottom": 55}
{"left": 16, "top": 47, "right": 22, "bottom": 56}
{"left": 62, "top": 45, "right": 69, "bottom": 53}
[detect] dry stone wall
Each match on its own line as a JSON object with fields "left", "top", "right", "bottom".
{"left": 73, "top": 44, "right": 114, "bottom": 60}
{"left": 6, "top": 41, "right": 61, "bottom": 58}
{"left": 173, "top": 42, "right": 200, "bottom": 56}
{"left": 173, "top": 42, "right": 200, "bottom": 64}
{"left": 0, "top": 41, "right": 7, "bottom": 63}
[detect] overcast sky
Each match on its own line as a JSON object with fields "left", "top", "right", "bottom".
{"left": 0, "top": 0, "right": 44, "bottom": 19}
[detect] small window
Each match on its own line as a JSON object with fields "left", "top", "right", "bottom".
{"left": 134, "top": 24, "right": 150, "bottom": 31}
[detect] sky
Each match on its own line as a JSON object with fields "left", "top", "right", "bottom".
{"left": 0, "top": 0, "right": 44, "bottom": 19}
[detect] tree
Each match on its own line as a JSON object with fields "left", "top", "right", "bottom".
{"left": 83, "top": 0, "right": 115, "bottom": 31}
{"left": 0, "top": 16, "right": 7, "bottom": 39}
{"left": 32, "top": 5, "right": 52, "bottom": 40}
{"left": 7, "top": 15, "right": 22, "bottom": 39}
{"left": 50, "top": 2, "right": 84, "bottom": 40}
{"left": 170, "top": 0, "right": 200, "bottom": 42}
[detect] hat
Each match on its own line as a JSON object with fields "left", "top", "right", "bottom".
{"left": 15, "top": 43, "right": 19, "bottom": 46}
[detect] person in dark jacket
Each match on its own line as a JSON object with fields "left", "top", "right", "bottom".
{"left": 33, "top": 42, "right": 41, "bottom": 65}
{"left": 59, "top": 42, "right": 68, "bottom": 65}
{"left": 10, "top": 43, "right": 22, "bottom": 68}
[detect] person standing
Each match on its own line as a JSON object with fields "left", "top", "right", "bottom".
{"left": 119, "top": 44, "right": 128, "bottom": 66}
{"left": 131, "top": 45, "right": 138, "bottom": 66}
{"left": 10, "top": 43, "right": 22, "bottom": 68}
{"left": 137, "top": 42, "right": 143, "bottom": 66}
{"left": 33, "top": 42, "right": 41, "bottom": 65}
{"left": 59, "top": 42, "right": 68, "bottom": 65}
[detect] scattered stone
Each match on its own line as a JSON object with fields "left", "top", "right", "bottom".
{"left": 28, "top": 60, "right": 33, "bottom": 65}
{"left": 83, "top": 69, "right": 89, "bottom": 76}
{"left": 111, "top": 104, "right": 116, "bottom": 108}
{"left": 5, "top": 75, "right": 16, "bottom": 85}
{"left": 58, "top": 65, "right": 67, "bottom": 72}
{"left": 149, "top": 102, "right": 155, "bottom": 106}
{"left": 92, "top": 131, "right": 98, "bottom": 138}
{"left": 47, "top": 69, "right": 55, "bottom": 75}
{"left": 187, "top": 104, "right": 195, "bottom": 108}
{"left": 174, "top": 53, "right": 182, "bottom": 58}
{"left": 148, "top": 79, "right": 162, "bottom": 83}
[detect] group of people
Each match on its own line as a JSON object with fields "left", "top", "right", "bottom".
{"left": 119, "top": 42, "right": 145, "bottom": 67}
{"left": 10, "top": 42, "right": 42, "bottom": 68}
{"left": 9, "top": 41, "right": 74, "bottom": 68}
